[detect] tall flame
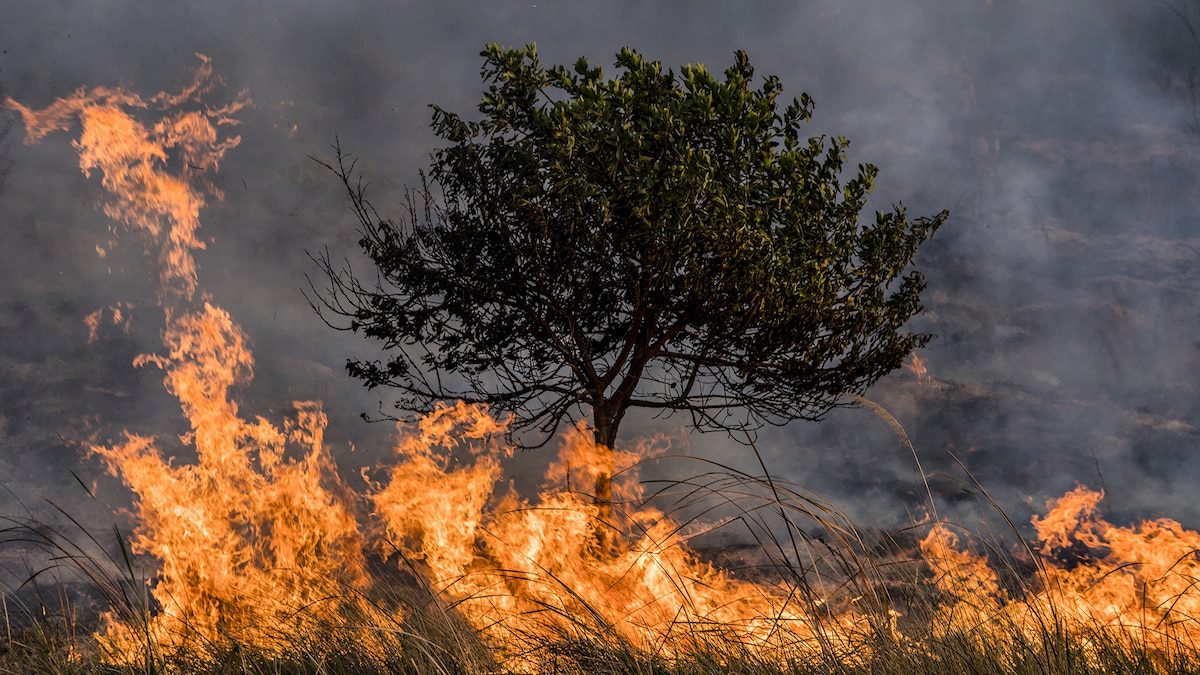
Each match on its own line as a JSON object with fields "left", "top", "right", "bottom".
{"left": 8, "top": 57, "right": 375, "bottom": 663}
{"left": 368, "top": 411, "right": 868, "bottom": 660}
{"left": 91, "top": 305, "right": 371, "bottom": 661}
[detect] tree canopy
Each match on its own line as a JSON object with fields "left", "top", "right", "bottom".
{"left": 313, "top": 44, "right": 946, "bottom": 466}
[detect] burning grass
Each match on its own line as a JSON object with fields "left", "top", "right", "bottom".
{"left": 4, "top": 443, "right": 1200, "bottom": 675}
{"left": 4, "top": 56, "right": 1200, "bottom": 675}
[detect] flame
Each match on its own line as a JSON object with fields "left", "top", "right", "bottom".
{"left": 90, "top": 305, "right": 372, "bottom": 662}
{"left": 368, "top": 412, "right": 869, "bottom": 661}
{"left": 922, "top": 486, "right": 1200, "bottom": 655}
{"left": 5, "top": 54, "right": 247, "bottom": 299}
{"left": 84, "top": 303, "right": 132, "bottom": 342}
{"left": 907, "top": 352, "right": 931, "bottom": 382}
{"left": 12, "top": 55, "right": 1200, "bottom": 671}
{"left": 83, "top": 308, "right": 101, "bottom": 343}
{"left": 9, "top": 57, "right": 378, "bottom": 663}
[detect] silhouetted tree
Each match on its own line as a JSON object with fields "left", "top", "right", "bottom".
{"left": 313, "top": 45, "right": 946, "bottom": 513}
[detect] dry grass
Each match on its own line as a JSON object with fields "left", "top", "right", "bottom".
{"left": 0, "top": 459, "right": 1197, "bottom": 674}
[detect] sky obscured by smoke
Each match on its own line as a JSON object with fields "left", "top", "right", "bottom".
{"left": 2, "top": 0, "right": 1200, "bottom": 535}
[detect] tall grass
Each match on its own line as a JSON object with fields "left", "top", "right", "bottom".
{"left": 0, "top": 458, "right": 1196, "bottom": 675}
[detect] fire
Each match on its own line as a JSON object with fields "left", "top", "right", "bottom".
{"left": 84, "top": 303, "right": 132, "bottom": 342}
{"left": 907, "top": 352, "right": 931, "bottom": 382}
{"left": 11, "top": 55, "right": 1200, "bottom": 671}
{"left": 5, "top": 54, "right": 247, "bottom": 299}
{"left": 922, "top": 487, "right": 1200, "bottom": 655}
{"left": 368, "top": 411, "right": 869, "bottom": 661}
{"left": 9, "top": 55, "right": 869, "bottom": 667}
{"left": 8, "top": 57, "right": 378, "bottom": 663}
{"left": 91, "top": 305, "right": 372, "bottom": 662}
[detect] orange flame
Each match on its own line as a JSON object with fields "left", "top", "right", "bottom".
{"left": 5, "top": 54, "right": 248, "bottom": 299}
{"left": 84, "top": 303, "right": 132, "bottom": 342}
{"left": 922, "top": 486, "right": 1200, "bottom": 655}
{"left": 91, "top": 305, "right": 371, "bottom": 661}
{"left": 907, "top": 352, "right": 931, "bottom": 382}
{"left": 9, "top": 57, "right": 379, "bottom": 662}
{"left": 367, "top": 412, "right": 869, "bottom": 661}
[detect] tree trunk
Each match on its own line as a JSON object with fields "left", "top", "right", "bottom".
{"left": 592, "top": 422, "right": 616, "bottom": 511}
{"left": 591, "top": 404, "right": 618, "bottom": 553}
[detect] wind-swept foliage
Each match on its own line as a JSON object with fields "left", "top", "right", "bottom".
{"left": 314, "top": 44, "right": 946, "bottom": 457}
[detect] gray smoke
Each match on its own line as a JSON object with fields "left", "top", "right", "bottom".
{"left": 1, "top": 0, "right": 1198, "bottom": 539}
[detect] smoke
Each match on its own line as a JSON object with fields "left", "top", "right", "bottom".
{"left": 1, "top": 0, "right": 1199, "bottom": 536}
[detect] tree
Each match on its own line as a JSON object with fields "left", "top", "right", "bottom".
{"left": 312, "top": 44, "right": 946, "bottom": 512}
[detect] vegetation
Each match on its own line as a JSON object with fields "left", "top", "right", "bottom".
{"left": 2, "top": 500, "right": 1198, "bottom": 675}
{"left": 312, "top": 44, "right": 946, "bottom": 510}
{"left": 3, "top": 622, "right": 1196, "bottom": 674}
{"left": 8, "top": 35, "right": 1196, "bottom": 675}
{"left": 2, "top": 447, "right": 1198, "bottom": 675}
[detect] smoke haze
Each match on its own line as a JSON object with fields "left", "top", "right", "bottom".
{"left": 1, "top": 0, "right": 1199, "bottom": 536}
